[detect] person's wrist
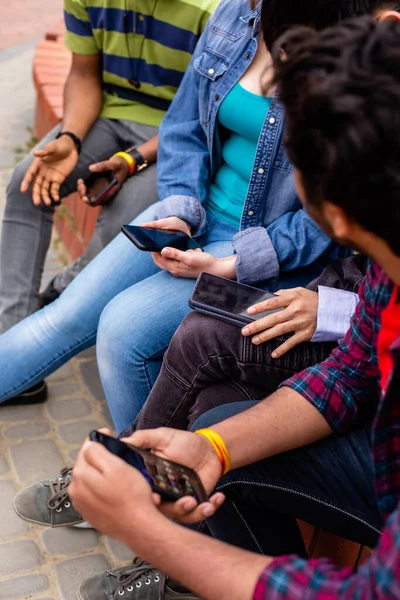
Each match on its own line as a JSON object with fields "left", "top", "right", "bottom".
{"left": 114, "top": 151, "right": 136, "bottom": 176}
{"left": 56, "top": 134, "right": 77, "bottom": 154}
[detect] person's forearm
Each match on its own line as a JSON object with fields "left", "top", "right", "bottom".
{"left": 125, "top": 511, "right": 270, "bottom": 600}
{"left": 62, "top": 70, "right": 103, "bottom": 141}
{"left": 212, "top": 387, "right": 332, "bottom": 469}
{"left": 133, "top": 135, "right": 158, "bottom": 166}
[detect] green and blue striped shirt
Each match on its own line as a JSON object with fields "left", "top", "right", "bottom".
{"left": 64, "top": 0, "right": 218, "bottom": 126}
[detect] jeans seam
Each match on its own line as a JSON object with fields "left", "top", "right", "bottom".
{"left": 216, "top": 479, "right": 382, "bottom": 536}
{"left": 1, "top": 329, "right": 97, "bottom": 400}
{"left": 230, "top": 499, "right": 265, "bottom": 554}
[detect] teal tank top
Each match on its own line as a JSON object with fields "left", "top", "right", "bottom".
{"left": 207, "top": 82, "right": 272, "bottom": 227}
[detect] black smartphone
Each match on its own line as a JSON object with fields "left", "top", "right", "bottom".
{"left": 84, "top": 170, "right": 118, "bottom": 207}
{"left": 89, "top": 430, "right": 208, "bottom": 504}
{"left": 189, "top": 272, "right": 283, "bottom": 327}
{"left": 121, "top": 224, "right": 202, "bottom": 252}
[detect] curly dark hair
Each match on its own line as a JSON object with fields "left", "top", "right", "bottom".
{"left": 261, "top": 0, "right": 396, "bottom": 50}
{"left": 272, "top": 17, "right": 400, "bottom": 256}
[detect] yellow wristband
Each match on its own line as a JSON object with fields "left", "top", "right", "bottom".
{"left": 195, "top": 428, "right": 231, "bottom": 475}
{"left": 114, "top": 151, "right": 136, "bottom": 176}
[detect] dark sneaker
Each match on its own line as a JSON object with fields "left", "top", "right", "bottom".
{"left": 13, "top": 467, "right": 85, "bottom": 527}
{"left": 39, "top": 278, "right": 61, "bottom": 307}
{"left": 77, "top": 559, "right": 200, "bottom": 600}
{"left": 2, "top": 380, "right": 48, "bottom": 406}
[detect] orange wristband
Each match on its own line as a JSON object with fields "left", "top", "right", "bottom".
{"left": 194, "top": 428, "right": 231, "bottom": 476}
{"left": 114, "top": 151, "right": 136, "bottom": 176}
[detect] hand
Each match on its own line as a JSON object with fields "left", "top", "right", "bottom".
{"left": 123, "top": 427, "right": 225, "bottom": 524}
{"left": 241, "top": 288, "right": 318, "bottom": 358}
{"left": 152, "top": 247, "right": 237, "bottom": 279}
{"left": 140, "top": 216, "right": 191, "bottom": 237}
{"left": 20, "top": 136, "right": 79, "bottom": 206}
{"left": 69, "top": 439, "right": 161, "bottom": 541}
{"left": 77, "top": 154, "right": 130, "bottom": 205}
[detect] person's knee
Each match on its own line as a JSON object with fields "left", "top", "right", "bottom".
{"left": 97, "top": 295, "right": 129, "bottom": 360}
{"left": 165, "top": 312, "right": 217, "bottom": 369}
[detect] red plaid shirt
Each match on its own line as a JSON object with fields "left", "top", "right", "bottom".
{"left": 255, "top": 262, "right": 400, "bottom": 599}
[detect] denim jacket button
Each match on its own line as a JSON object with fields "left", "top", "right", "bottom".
{"left": 215, "top": 95, "right": 220, "bottom": 101}
{"left": 245, "top": 52, "right": 251, "bottom": 59}
{"left": 208, "top": 68, "right": 215, "bottom": 75}
{"left": 269, "top": 117, "right": 276, "bottom": 125}
{"left": 258, "top": 168, "right": 265, "bottom": 175}
{"left": 248, "top": 210, "right": 255, "bottom": 216}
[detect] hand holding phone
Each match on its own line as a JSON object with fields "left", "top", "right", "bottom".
{"left": 89, "top": 430, "right": 208, "bottom": 503}
{"left": 83, "top": 170, "right": 119, "bottom": 207}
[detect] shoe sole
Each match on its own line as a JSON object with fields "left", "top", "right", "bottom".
{"left": 13, "top": 497, "right": 85, "bottom": 528}
{"left": 2, "top": 381, "right": 48, "bottom": 406}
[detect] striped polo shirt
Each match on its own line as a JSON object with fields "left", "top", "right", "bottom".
{"left": 64, "top": 0, "right": 219, "bottom": 126}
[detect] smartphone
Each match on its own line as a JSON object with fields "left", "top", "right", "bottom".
{"left": 189, "top": 272, "right": 283, "bottom": 327}
{"left": 121, "top": 224, "right": 202, "bottom": 252}
{"left": 89, "top": 430, "right": 208, "bottom": 504}
{"left": 84, "top": 170, "right": 118, "bottom": 207}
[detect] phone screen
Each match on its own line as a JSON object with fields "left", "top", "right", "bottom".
{"left": 122, "top": 225, "right": 201, "bottom": 252}
{"left": 192, "top": 273, "right": 282, "bottom": 320}
{"left": 85, "top": 170, "right": 118, "bottom": 206}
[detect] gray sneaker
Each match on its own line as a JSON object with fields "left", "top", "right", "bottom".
{"left": 13, "top": 467, "right": 84, "bottom": 527}
{"left": 77, "top": 558, "right": 201, "bottom": 600}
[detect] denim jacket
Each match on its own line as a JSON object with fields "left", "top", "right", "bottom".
{"left": 156, "top": 0, "right": 345, "bottom": 286}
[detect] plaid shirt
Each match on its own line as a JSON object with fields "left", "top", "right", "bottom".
{"left": 255, "top": 262, "right": 400, "bottom": 599}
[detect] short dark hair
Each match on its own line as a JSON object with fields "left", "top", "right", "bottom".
{"left": 261, "top": 0, "right": 395, "bottom": 49}
{"left": 273, "top": 17, "right": 400, "bottom": 255}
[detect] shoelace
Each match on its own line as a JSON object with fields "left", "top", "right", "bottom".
{"left": 109, "top": 558, "right": 165, "bottom": 599}
{"left": 42, "top": 467, "right": 74, "bottom": 511}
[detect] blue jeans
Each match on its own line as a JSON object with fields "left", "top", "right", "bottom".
{"left": 0, "top": 203, "right": 238, "bottom": 432}
{"left": 192, "top": 403, "right": 383, "bottom": 557}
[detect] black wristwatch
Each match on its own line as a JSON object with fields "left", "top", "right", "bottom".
{"left": 127, "top": 147, "right": 148, "bottom": 171}
{"left": 56, "top": 131, "right": 82, "bottom": 154}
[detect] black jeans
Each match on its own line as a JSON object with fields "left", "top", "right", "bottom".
{"left": 192, "top": 402, "right": 382, "bottom": 558}
{"left": 131, "top": 312, "right": 336, "bottom": 434}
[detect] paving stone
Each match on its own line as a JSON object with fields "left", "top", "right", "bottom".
{"left": 42, "top": 527, "right": 100, "bottom": 555}
{"left": 3, "top": 421, "right": 50, "bottom": 440}
{"left": 0, "top": 480, "right": 29, "bottom": 540}
{"left": 47, "top": 396, "right": 92, "bottom": 422}
{"left": 78, "top": 361, "right": 105, "bottom": 401}
{"left": 0, "top": 454, "right": 9, "bottom": 475}
{"left": 0, "top": 573, "right": 50, "bottom": 600}
{"left": 100, "top": 402, "right": 114, "bottom": 429}
{"left": 78, "top": 346, "right": 97, "bottom": 360}
{"left": 0, "top": 403, "right": 44, "bottom": 422}
{"left": 68, "top": 448, "right": 79, "bottom": 462}
{"left": 48, "top": 381, "right": 81, "bottom": 398}
{"left": 57, "top": 420, "right": 101, "bottom": 446}
{"left": 0, "top": 540, "right": 42, "bottom": 576}
{"left": 9, "top": 439, "right": 65, "bottom": 485}
{"left": 105, "top": 537, "right": 135, "bottom": 563}
{"left": 47, "top": 363, "right": 74, "bottom": 381}
{"left": 54, "top": 554, "right": 110, "bottom": 600}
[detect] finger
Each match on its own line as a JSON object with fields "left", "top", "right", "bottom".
{"left": 160, "top": 247, "right": 186, "bottom": 261}
{"left": 247, "top": 293, "right": 293, "bottom": 315}
{"left": 50, "top": 181, "right": 61, "bottom": 203}
{"left": 250, "top": 321, "right": 295, "bottom": 345}
{"left": 20, "top": 161, "right": 39, "bottom": 193}
{"left": 161, "top": 493, "right": 225, "bottom": 523}
{"left": 82, "top": 440, "right": 121, "bottom": 474}
{"left": 89, "top": 160, "right": 111, "bottom": 173}
{"left": 122, "top": 427, "right": 175, "bottom": 454}
{"left": 77, "top": 179, "right": 89, "bottom": 203}
{"left": 41, "top": 179, "right": 53, "bottom": 206}
{"left": 32, "top": 175, "right": 45, "bottom": 206}
{"left": 271, "top": 332, "right": 307, "bottom": 359}
{"left": 242, "top": 309, "right": 291, "bottom": 337}
{"left": 140, "top": 219, "right": 172, "bottom": 230}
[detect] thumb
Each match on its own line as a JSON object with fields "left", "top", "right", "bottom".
{"left": 89, "top": 160, "right": 112, "bottom": 173}
{"left": 34, "top": 140, "right": 59, "bottom": 158}
{"left": 122, "top": 427, "right": 172, "bottom": 452}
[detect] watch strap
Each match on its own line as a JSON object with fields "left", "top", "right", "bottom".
{"left": 128, "top": 148, "right": 148, "bottom": 171}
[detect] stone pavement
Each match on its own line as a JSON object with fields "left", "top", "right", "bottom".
{"left": 0, "top": 27, "right": 135, "bottom": 600}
